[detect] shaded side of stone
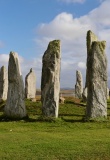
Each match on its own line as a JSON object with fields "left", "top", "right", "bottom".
{"left": 86, "top": 41, "right": 107, "bottom": 119}
{"left": 25, "top": 68, "right": 36, "bottom": 99}
{"left": 75, "top": 70, "right": 83, "bottom": 99}
{"left": 41, "top": 40, "right": 61, "bottom": 118}
{"left": 4, "top": 51, "right": 27, "bottom": 119}
{"left": 82, "top": 87, "right": 87, "bottom": 102}
{"left": 0, "top": 66, "right": 8, "bottom": 101}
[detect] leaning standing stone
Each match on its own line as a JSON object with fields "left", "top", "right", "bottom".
{"left": 86, "top": 41, "right": 107, "bottom": 119}
{"left": 25, "top": 68, "right": 36, "bottom": 99}
{"left": 75, "top": 70, "right": 83, "bottom": 99}
{"left": 41, "top": 40, "right": 61, "bottom": 118}
{"left": 0, "top": 66, "right": 8, "bottom": 101}
{"left": 4, "top": 51, "right": 27, "bottom": 119}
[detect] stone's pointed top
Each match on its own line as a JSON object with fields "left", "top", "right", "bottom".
{"left": 87, "top": 30, "right": 93, "bottom": 34}
{"left": 86, "top": 30, "right": 98, "bottom": 55}
{"left": 1, "top": 66, "right": 6, "bottom": 70}
{"left": 87, "top": 30, "right": 97, "bottom": 37}
{"left": 49, "top": 40, "right": 60, "bottom": 45}
{"left": 10, "top": 51, "right": 18, "bottom": 58}
{"left": 76, "top": 70, "right": 81, "bottom": 74}
{"left": 30, "top": 68, "right": 33, "bottom": 72}
{"left": 9, "top": 51, "right": 22, "bottom": 76}
{"left": 48, "top": 40, "right": 60, "bottom": 50}
{"left": 43, "top": 40, "right": 61, "bottom": 60}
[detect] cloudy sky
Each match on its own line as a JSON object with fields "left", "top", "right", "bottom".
{"left": 0, "top": 0, "right": 110, "bottom": 88}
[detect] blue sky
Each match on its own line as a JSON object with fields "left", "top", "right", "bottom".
{"left": 0, "top": 0, "right": 110, "bottom": 88}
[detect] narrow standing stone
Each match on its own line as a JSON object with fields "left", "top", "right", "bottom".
{"left": 25, "top": 68, "right": 36, "bottom": 99}
{"left": 4, "top": 51, "right": 27, "bottom": 119}
{"left": 75, "top": 70, "right": 83, "bottom": 99}
{"left": 41, "top": 40, "right": 61, "bottom": 118}
{"left": 85, "top": 30, "right": 98, "bottom": 88}
{"left": 86, "top": 41, "right": 107, "bottom": 119}
{"left": 0, "top": 66, "right": 8, "bottom": 101}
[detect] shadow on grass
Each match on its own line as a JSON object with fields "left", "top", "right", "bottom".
{"left": 65, "top": 100, "right": 86, "bottom": 107}
{"left": 61, "top": 116, "right": 85, "bottom": 123}
{"left": 0, "top": 114, "right": 57, "bottom": 123}
{"left": 59, "top": 113, "right": 84, "bottom": 117}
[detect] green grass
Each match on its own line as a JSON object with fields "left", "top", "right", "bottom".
{"left": 0, "top": 97, "right": 110, "bottom": 160}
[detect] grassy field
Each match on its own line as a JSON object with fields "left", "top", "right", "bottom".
{"left": 0, "top": 97, "right": 110, "bottom": 160}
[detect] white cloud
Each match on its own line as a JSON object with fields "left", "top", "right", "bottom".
{"left": 0, "top": 54, "right": 9, "bottom": 63}
{"left": 34, "top": 0, "right": 110, "bottom": 88}
{"left": 1, "top": 0, "right": 110, "bottom": 89}
{"left": 78, "top": 62, "right": 86, "bottom": 69}
{"left": 58, "top": 0, "right": 85, "bottom": 3}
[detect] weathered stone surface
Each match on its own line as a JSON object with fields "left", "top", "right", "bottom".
{"left": 41, "top": 40, "right": 61, "bottom": 118}
{"left": 82, "top": 87, "right": 87, "bottom": 102}
{"left": 75, "top": 70, "right": 83, "bottom": 99}
{"left": 86, "top": 41, "right": 107, "bottom": 119}
{"left": 4, "top": 52, "right": 27, "bottom": 119}
{"left": 25, "top": 68, "right": 36, "bottom": 99}
{"left": 107, "top": 88, "right": 109, "bottom": 100}
{"left": 85, "top": 30, "right": 98, "bottom": 88}
{"left": 0, "top": 66, "right": 8, "bottom": 101}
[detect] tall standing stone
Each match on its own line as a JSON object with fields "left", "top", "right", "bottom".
{"left": 75, "top": 70, "right": 83, "bottom": 99}
{"left": 85, "top": 30, "right": 98, "bottom": 88}
{"left": 25, "top": 68, "right": 36, "bottom": 99}
{"left": 0, "top": 66, "right": 8, "bottom": 101}
{"left": 4, "top": 52, "right": 27, "bottom": 119}
{"left": 41, "top": 40, "right": 61, "bottom": 118}
{"left": 86, "top": 41, "right": 107, "bottom": 119}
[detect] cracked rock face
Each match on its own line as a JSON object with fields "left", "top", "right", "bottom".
{"left": 86, "top": 41, "right": 107, "bottom": 119}
{"left": 41, "top": 40, "right": 61, "bottom": 118}
{"left": 75, "top": 70, "right": 83, "bottom": 99}
{"left": 0, "top": 66, "right": 8, "bottom": 101}
{"left": 25, "top": 68, "right": 36, "bottom": 99}
{"left": 4, "top": 52, "right": 27, "bottom": 119}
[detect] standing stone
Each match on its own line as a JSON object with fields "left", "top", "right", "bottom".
{"left": 0, "top": 66, "right": 8, "bottom": 101}
{"left": 75, "top": 70, "right": 83, "bottom": 99}
{"left": 4, "top": 51, "right": 27, "bottom": 119}
{"left": 25, "top": 68, "right": 36, "bottom": 99}
{"left": 86, "top": 41, "right": 107, "bottom": 119}
{"left": 41, "top": 40, "right": 61, "bottom": 118}
{"left": 85, "top": 30, "right": 98, "bottom": 88}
